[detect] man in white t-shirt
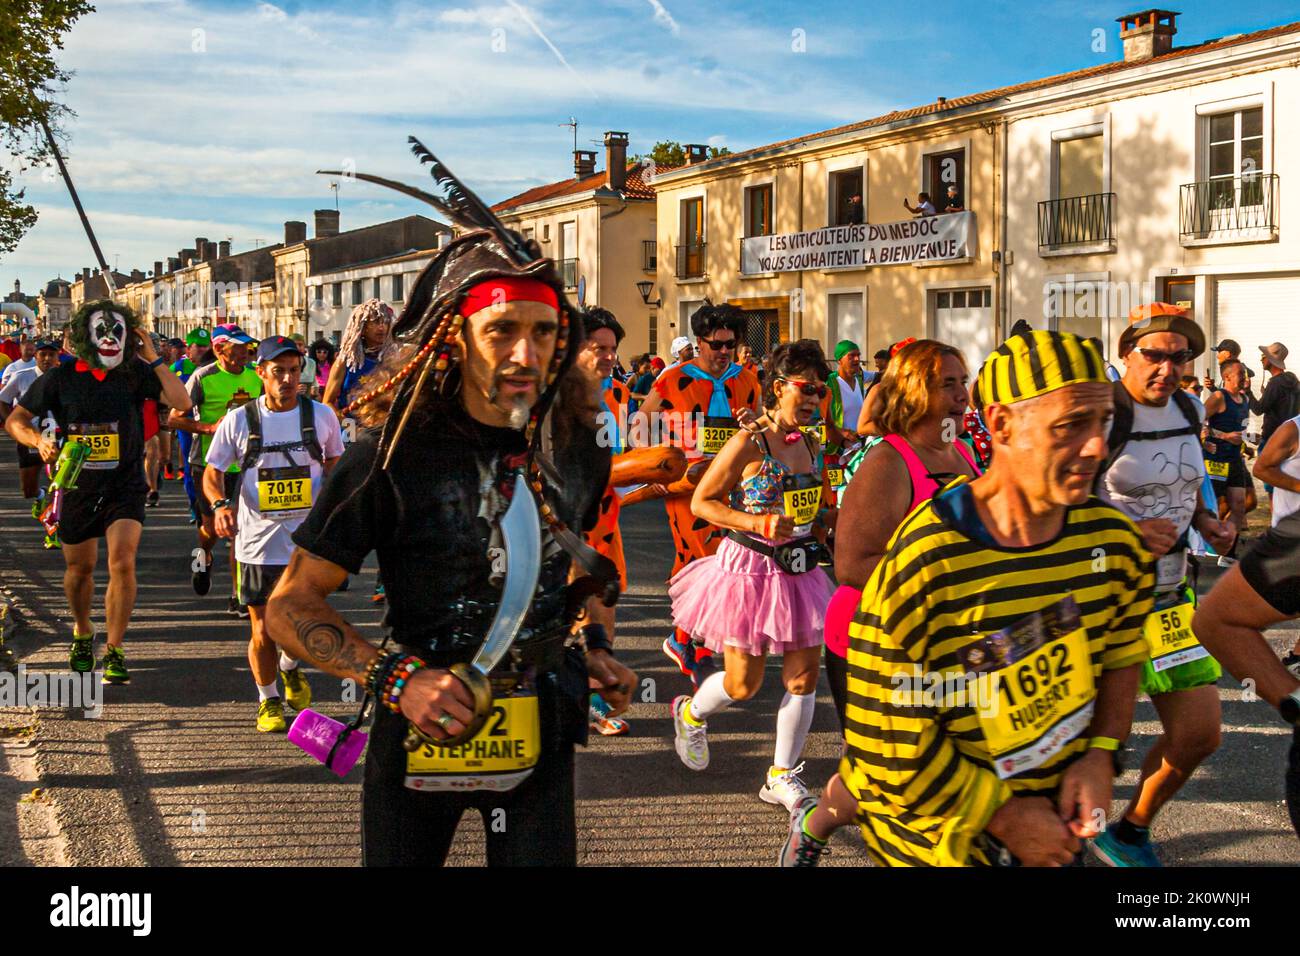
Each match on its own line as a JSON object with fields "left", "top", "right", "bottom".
{"left": 204, "top": 336, "right": 344, "bottom": 733}
{"left": 1093, "top": 303, "right": 1235, "bottom": 868}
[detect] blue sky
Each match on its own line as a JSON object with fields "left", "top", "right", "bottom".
{"left": 4, "top": 0, "right": 1297, "bottom": 294}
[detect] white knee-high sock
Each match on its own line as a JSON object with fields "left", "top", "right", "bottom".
{"left": 689, "top": 672, "right": 733, "bottom": 722}
{"left": 774, "top": 691, "right": 817, "bottom": 769}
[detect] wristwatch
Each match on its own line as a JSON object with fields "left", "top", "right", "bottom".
{"left": 1278, "top": 689, "right": 1300, "bottom": 726}
{"left": 211, "top": 498, "right": 231, "bottom": 512}
{"left": 1088, "top": 735, "right": 1124, "bottom": 775}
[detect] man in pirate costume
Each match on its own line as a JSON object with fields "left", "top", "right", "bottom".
{"left": 4, "top": 301, "right": 190, "bottom": 682}
{"left": 266, "top": 140, "right": 634, "bottom": 865}
{"left": 631, "top": 301, "right": 761, "bottom": 686}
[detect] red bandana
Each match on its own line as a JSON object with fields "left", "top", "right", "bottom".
{"left": 458, "top": 276, "right": 558, "bottom": 318}
{"left": 74, "top": 359, "right": 108, "bottom": 381}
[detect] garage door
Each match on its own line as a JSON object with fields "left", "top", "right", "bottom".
{"left": 1215, "top": 274, "right": 1300, "bottom": 439}
{"left": 934, "top": 287, "right": 995, "bottom": 378}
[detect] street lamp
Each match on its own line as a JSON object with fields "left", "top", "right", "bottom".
{"left": 636, "top": 281, "right": 661, "bottom": 308}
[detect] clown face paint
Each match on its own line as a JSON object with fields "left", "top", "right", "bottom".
{"left": 89, "top": 310, "right": 128, "bottom": 369}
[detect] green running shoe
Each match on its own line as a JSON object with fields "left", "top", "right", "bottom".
{"left": 69, "top": 634, "right": 95, "bottom": 673}
{"left": 100, "top": 645, "right": 130, "bottom": 685}
{"left": 280, "top": 667, "right": 312, "bottom": 711}
{"left": 257, "top": 698, "right": 287, "bottom": 733}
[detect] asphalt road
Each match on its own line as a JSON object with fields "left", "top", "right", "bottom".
{"left": 0, "top": 435, "right": 1297, "bottom": 867}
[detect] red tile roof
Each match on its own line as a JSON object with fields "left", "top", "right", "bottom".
{"left": 683, "top": 19, "right": 1300, "bottom": 171}
{"left": 492, "top": 161, "right": 672, "bottom": 212}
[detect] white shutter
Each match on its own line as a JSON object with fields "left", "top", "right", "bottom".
{"left": 1214, "top": 275, "right": 1300, "bottom": 438}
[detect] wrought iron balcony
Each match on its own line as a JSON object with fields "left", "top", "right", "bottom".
{"left": 1038, "top": 192, "right": 1115, "bottom": 253}
{"left": 560, "top": 258, "right": 578, "bottom": 290}
{"left": 1180, "top": 174, "right": 1278, "bottom": 242}
{"left": 675, "top": 242, "right": 706, "bottom": 279}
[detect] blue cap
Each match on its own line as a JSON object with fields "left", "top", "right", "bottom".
{"left": 256, "top": 335, "right": 302, "bottom": 364}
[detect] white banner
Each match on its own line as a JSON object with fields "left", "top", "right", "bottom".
{"left": 741, "top": 212, "right": 973, "bottom": 274}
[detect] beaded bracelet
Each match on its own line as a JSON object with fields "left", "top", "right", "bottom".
{"left": 365, "top": 651, "right": 400, "bottom": 698}
{"left": 382, "top": 655, "right": 426, "bottom": 714}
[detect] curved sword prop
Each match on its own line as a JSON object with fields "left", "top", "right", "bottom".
{"left": 402, "top": 473, "right": 542, "bottom": 751}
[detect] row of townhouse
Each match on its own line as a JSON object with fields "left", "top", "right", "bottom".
{"left": 68, "top": 211, "right": 451, "bottom": 343}
{"left": 514, "top": 10, "right": 1299, "bottom": 382}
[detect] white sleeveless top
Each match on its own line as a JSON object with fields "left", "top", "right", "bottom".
{"left": 1271, "top": 413, "right": 1300, "bottom": 526}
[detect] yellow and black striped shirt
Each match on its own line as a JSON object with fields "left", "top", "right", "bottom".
{"left": 839, "top": 479, "right": 1153, "bottom": 867}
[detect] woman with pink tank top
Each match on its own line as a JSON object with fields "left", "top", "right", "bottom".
{"left": 780, "top": 339, "right": 981, "bottom": 866}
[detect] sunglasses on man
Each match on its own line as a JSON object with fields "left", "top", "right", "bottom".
{"left": 698, "top": 337, "right": 736, "bottom": 352}
{"left": 1134, "top": 347, "right": 1196, "bottom": 366}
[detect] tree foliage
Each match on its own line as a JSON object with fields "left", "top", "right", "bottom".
{"left": 0, "top": 0, "right": 94, "bottom": 255}
{"left": 632, "top": 141, "right": 732, "bottom": 167}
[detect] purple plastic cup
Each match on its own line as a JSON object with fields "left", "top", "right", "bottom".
{"left": 288, "top": 708, "right": 368, "bottom": 777}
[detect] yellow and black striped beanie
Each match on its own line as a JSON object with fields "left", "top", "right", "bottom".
{"left": 974, "top": 330, "right": 1108, "bottom": 410}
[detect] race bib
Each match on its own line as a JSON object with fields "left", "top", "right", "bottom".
{"left": 826, "top": 466, "right": 845, "bottom": 488}
{"left": 404, "top": 688, "right": 540, "bottom": 792}
{"left": 1142, "top": 597, "right": 1207, "bottom": 673}
{"left": 781, "top": 473, "right": 822, "bottom": 530}
{"left": 700, "top": 416, "right": 737, "bottom": 456}
{"left": 962, "top": 597, "right": 1097, "bottom": 780}
{"left": 257, "top": 465, "right": 312, "bottom": 516}
{"left": 67, "top": 423, "right": 120, "bottom": 470}
{"left": 1205, "top": 459, "right": 1229, "bottom": 479}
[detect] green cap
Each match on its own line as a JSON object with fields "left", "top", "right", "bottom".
{"left": 185, "top": 328, "right": 211, "bottom": 346}
{"left": 834, "top": 339, "right": 861, "bottom": 361}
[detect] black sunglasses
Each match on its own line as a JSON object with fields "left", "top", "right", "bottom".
{"left": 698, "top": 337, "right": 736, "bottom": 351}
{"left": 1135, "top": 347, "right": 1195, "bottom": 366}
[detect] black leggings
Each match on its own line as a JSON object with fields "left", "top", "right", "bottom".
{"left": 361, "top": 704, "right": 577, "bottom": 866}
{"left": 826, "top": 648, "right": 849, "bottom": 733}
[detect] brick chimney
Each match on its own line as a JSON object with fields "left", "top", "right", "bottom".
{"left": 604, "top": 131, "right": 629, "bottom": 192}
{"left": 153, "top": 260, "right": 163, "bottom": 277}
{"left": 685, "top": 144, "right": 709, "bottom": 165}
{"left": 195, "top": 238, "right": 209, "bottom": 261}
{"left": 285, "top": 221, "right": 307, "bottom": 245}
{"left": 217, "top": 240, "right": 230, "bottom": 258}
{"left": 180, "top": 248, "right": 196, "bottom": 268}
{"left": 131, "top": 269, "right": 145, "bottom": 282}
{"left": 1117, "top": 9, "right": 1178, "bottom": 62}
{"left": 574, "top": 150, "right": 596, "bottom": 179}
{"left": 203, "top": 242, "right": 216, "bottom": 262}
{"left": 167, "top": 257, "right": 181, "bottom": 273}
{"left": 81, "top": 267, "right": 90, "bottom": 283}
{"left": 314, "top": 209, "right": 340, "bottom": 238}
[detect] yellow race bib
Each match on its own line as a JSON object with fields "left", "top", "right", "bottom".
{"left": 1141, "top": 597, "right": 1207, "bottom": 673}
{"left": 405, "top": 689, "right": 541, "bottom": 792}
{"left": 781, "top": 473, "right": 822, "bottom": 528}
{"left": 826, "top": 466, "right": 845, "bottom": 488}
{"left": 256, "top": 465, "right": 313, "bottom": 516}
{"left": 802, "top": 423, "right": 827, "bottom": 444}
{"left": 68, "top": 423, "right": 120, "bottom": 470}
{"left": 700, "top": 416, "right": 737, "bottom": 456}
{"left": 962, "top": 597, "right": 1097, "bottom": 780}
{"left": 1205, "top": 459, "right": 1230, "bottom": 479}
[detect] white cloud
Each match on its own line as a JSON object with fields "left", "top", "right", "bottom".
{"left": 645, "top": 0, "right": 680, "bottom": 35}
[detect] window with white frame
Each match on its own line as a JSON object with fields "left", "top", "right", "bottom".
{"left": 1206, "top": 107, "right": 1264, "bottom": 202}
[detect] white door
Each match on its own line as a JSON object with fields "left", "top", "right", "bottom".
{"left": 1215, "top": 274, "right": 1300, "bottom": 440}
{"left": 933, "top": 287, "right": 994, "bottom": 378}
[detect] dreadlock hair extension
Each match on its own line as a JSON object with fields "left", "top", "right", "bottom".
{"left": 339, "top": 298, "right": 397, "bottom": 373}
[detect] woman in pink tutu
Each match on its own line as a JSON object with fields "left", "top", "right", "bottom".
{"left": 669, "top": 339, "right": 835, "bottom": 811}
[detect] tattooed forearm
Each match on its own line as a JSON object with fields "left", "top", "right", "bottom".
{"left": 293, "top": 613, "right": 345, "bottom": 663}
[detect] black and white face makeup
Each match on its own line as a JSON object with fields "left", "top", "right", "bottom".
{"left": 89, "top": 310, "right": 127, "bottom": 369}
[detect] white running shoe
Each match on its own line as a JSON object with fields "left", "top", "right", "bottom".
{"left": 760, "top": 762, "right": 810, "bottom": 811}
{"left": 671, "top": 695, "right": 709, "bottom": 771}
